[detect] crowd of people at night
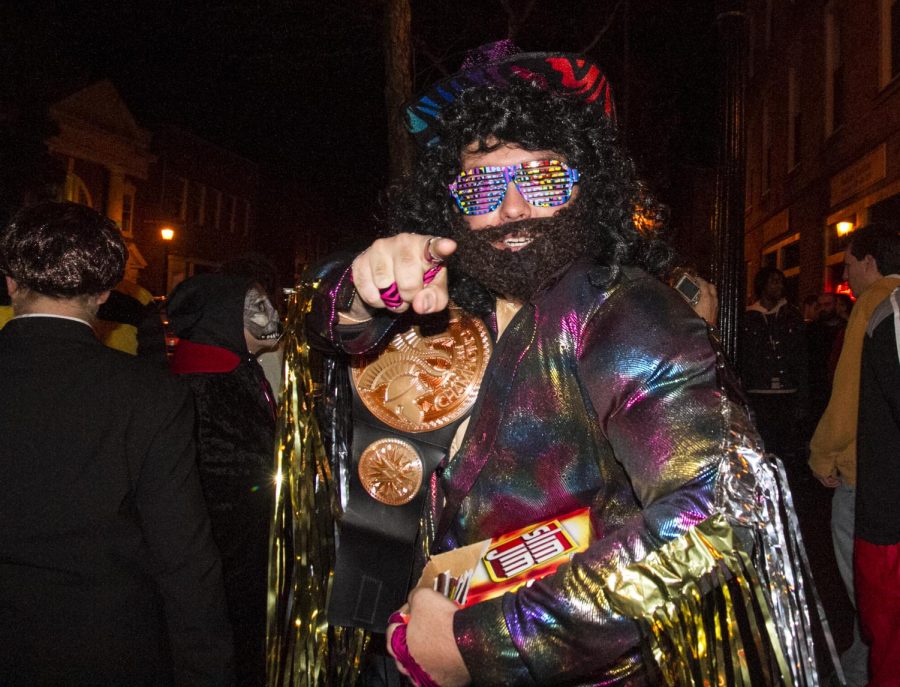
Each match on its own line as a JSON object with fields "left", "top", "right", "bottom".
{"left": 739, "top": 223, "right": 900, "bottom": 686}
{"left": 1, "top": 38, "right": 899, "bottom": 687}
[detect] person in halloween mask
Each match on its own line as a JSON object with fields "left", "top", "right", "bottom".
{"left": 222, "top": 253, "right": 286, "bottom": 400}
{"left": 167, "top": 272, "right": 282, "bottom": 687}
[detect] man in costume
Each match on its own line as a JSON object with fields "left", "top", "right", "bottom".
{"left": 274, "top": 43, "right": 824, "bottom": 686}
{"left": 0, "top": 201, "right": 233, "bottom": 685}
{"left": 167, "top": 272, "right": 282, "bottom": 687}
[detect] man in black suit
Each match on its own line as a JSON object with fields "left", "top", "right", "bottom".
{"left": 0, "top": 202, "right": 234, "bottom": 685}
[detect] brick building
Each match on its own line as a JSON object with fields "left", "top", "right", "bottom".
{"left": 48, "top": 81, "right": 259, "bottom": 296}
{"left": 141, "top": 126, "right": 259, "bottom": 294}
{"left": 49, "top": 80, "right": 155, "bottom": 284}
{"left": 744, "top": 0, "right": 900, "bottom": 303}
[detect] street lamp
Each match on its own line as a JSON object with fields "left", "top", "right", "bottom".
{"left": 836, "top": 221, "right": 854, "bottom": 237}
{"left": 160, "top": 226, "right": 175, "bottom": 293}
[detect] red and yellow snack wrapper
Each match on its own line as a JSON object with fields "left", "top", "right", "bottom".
{"left": 415, "top": 507, "right": 592, "bottom": 607}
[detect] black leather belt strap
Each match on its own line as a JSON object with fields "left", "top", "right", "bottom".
{"left": 327, "top": 384, "right": 461, "bottom": 632}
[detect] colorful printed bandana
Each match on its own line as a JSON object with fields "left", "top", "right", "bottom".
{"left": 404, "top": 41, "right": 615, "bottom": 148}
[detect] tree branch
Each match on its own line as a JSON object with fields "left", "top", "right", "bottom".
{"left": 580, "top": 0, "right": 625, "bottom": 54}
{"left": 499, "top": 0, "right": 537, "bottom": 42}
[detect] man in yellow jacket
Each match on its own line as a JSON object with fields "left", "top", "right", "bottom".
{"left": 95, "top": 279, "right": 167, "bottom": 365}
{"left": 809, "top": 222, "right": 900, "bottom": 687}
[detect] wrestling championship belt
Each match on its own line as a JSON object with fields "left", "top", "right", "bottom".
{"left": 328, "top": 305, "right": 491, "bottom": 632}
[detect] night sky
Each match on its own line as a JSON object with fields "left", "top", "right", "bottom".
{"left": 2, "top": 0, "right": 721, "bottom": 267}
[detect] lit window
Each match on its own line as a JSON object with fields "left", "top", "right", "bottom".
{"left": 880, "top": 0, "right": 900, "bottom": 86}
{"left": 826, "top": 217, "right": 856, "bottom": 257}
{"left": 825, "top": 3, "right": 844, "bottom": 135}
{"left": 749, "top": 11, "right": 756, "bottom": 77}
{"left": 177, "top": 177, "right": 188, "bottom": 222}
{"left": 762, "top": 98, "right": 772, "bottom": 192}
{"left": 824, "top": 217, "right": 856, "bottom": 291}
{"left": 212, "top": 189, "right": 222, "bottom": 229}
{"left": 195, "top": 183, "right": 206, "bottom": 226}
{"left": 788, "top": 67, "right": 802, "bottom": 168}
{"left": 893, "top": 0, "right": 900, "bottom": 77}
{"left": 64, "top": 172, "right": 93, "bottom": 208}
{"left": 121, "top": 184, "right": 135, "bottom": 235}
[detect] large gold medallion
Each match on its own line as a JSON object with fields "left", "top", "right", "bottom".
{"left": 351, "top": 306, "right": 491, "bottom": 433}
{"left": 358, "top": 438, "right": 423, "bottom": 506}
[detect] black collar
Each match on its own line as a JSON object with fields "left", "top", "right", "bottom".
{"left": 2, "top": 315, "right": 99, "bottom": 343}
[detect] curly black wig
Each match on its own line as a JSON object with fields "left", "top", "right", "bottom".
{"left": 0, "top": 201, "right": 127, "bottom": 297}
{"left": 385, "top": 81, "right": 674, "bottom": 313}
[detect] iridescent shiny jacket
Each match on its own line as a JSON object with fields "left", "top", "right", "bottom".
{"left": 307, "top": 256, "right": 816, "bottom": 686}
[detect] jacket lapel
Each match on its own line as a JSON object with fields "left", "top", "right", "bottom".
{"left": 434, "top": 303, "right": 538, "bottom": 546}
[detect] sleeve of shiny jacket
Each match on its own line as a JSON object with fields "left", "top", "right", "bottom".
{"left": 303, "top": 253, "right": 400, "bottom": 357}
{"left": 453, "top": 274, "right": 741, "bottom": 685}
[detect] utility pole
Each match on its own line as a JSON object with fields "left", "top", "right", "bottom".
{"left": 621, "top": 0, "right": 630, "bottom": 133}
{"left": 711, "top": 0, "right": 747, "bottom": 362}
{"left": 384, "top": 0, "right": 415, "bottom": 183}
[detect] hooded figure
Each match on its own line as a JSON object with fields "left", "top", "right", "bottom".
{"left": 167, "top": 272, "right": 282, "bottom": 687}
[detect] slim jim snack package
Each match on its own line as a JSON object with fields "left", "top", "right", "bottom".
{"left": 416, "top": 507, "right": 592, "bottom": 607}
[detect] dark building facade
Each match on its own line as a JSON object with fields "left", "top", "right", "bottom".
{"left": 744, "top": 0, "right": 900, "bottom": 303}
{"left": 48, "top": 81, "right": 259, "bottom": 296}
{"left": 140, "top": 126, "right": 259, "bottom": 294}
{"left": 49, "top": 80, "right": 155, "bottom": 285}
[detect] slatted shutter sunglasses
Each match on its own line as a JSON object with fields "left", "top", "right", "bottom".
{"left": 448, "top": 159, "right": 580, "bottom": 216}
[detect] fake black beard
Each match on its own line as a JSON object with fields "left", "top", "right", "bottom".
{"left": 447, "top": 207, "right": 601, "bottom": 309}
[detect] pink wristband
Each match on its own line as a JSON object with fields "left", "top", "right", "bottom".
{"left": 388, "top": 611, "right": 408, "bottom": 625}
{"left": 389, "top": 621, "right": 441, "bottom": 687}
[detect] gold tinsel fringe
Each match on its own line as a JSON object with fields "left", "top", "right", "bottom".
{"left": 605, "top": 515, "right": 795, "bottom": 686}
{"left": 266, "top": 283, "right": 369, "bottom": 687}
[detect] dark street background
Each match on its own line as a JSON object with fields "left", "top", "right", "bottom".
{"left": 0, "top": 0, "right": 721, "bottom": 274}
{"left": 0, "top": 0, "right": 855, "bottom": 676}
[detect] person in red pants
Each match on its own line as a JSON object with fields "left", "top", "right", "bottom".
{"left": 851, "top": 224, "right": 900, "bottom": 685}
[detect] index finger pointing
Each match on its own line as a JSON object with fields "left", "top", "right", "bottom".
{"left": 426, "top": 237, "right": 457, "bottom": 262}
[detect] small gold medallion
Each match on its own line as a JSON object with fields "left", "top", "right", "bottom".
{"left": 351, "top": 306, "right": 491, "bottom": 433}
{"left": 358, "top": 438, "right": 424, "bottom": 506}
